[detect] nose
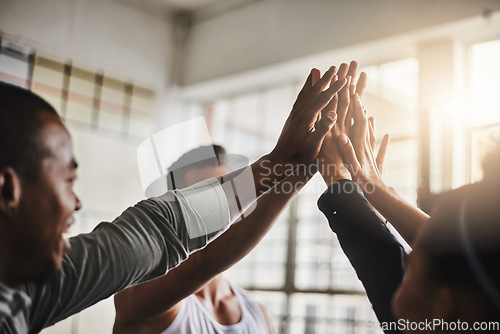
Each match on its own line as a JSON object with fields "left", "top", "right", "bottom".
{"left": 75, "top": 194, "right": 82, "bottom": 212}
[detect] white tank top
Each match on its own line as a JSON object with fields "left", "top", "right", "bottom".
{"left": 161, "top": 281, "right": 269, "bottom": 334}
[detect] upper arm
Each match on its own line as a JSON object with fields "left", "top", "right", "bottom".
{"left": 112, "top": 248, "right": 211, "bottom": 328}
{"left": 114, "top": 292, "right": 181, "bottom": 334}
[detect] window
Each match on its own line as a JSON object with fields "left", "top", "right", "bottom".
{"left": 467, "top": 40, "right": 500, "bottom": 182}
{"left": 0, "top": 38, "right": 33, "bottom": 88}
{"left": 209, "top": 58, "right": 418, "bottom": 333}
{"left": 361, "top": 58, "right": 419, "bottom": 203}
{"left": 0, "top": 38, "right": 157, "bottom": 140}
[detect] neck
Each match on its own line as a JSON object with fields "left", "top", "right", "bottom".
{"left": 195, "top": 275, "right": 233, "bottom": 303}
{"left": 194, "top": 275, "right": 242, "bottom": 325}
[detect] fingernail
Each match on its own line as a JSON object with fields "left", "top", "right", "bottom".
{"left": 326, "top": 112, "right": 337, "bottom": 122}
{"left": 339, "top": 134, "right": 349, "bottom": 145}
{"left": 329, "top": 65, "right": 336, "bottom": 72}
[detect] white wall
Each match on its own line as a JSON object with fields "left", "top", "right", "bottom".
{"left": 0, "top": 0, "right": 179, "bottom": 213}
{"left": 0, "top": 0, "right": 173, "bottom": 90}
{"left": 1, "top": 1, "right": 179, "bottom": 332}
{"left": 181, "top": 0, "right": 500, "bottom": 85}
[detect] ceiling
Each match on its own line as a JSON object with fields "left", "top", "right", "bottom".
{"left": 154, "top": 0, "right": 225, "bottom": 11}
{"left": 115, "top": 0, "right": 262, "bottom": 22}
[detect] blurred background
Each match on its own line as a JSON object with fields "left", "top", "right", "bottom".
{"left": 1, "top": 0, "right": 500, "bottom": 333}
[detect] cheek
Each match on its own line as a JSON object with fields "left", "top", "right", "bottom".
{"left": 392, "top": 282, "right": 408, "bottom": 320}
{"left": 392, "top": 276, "right": 434, "bottom": 322}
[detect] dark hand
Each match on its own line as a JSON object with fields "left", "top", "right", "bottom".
{"left": 270, "top": 66, "right": 347, "bottom": 167}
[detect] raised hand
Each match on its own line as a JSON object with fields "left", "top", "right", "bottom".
{"left": 337, "top": 91, "right": 429, "bottom": 246}
{"left": 318, "top": 61, "right": 375, "bottom": 186}
{"left": 270, "top": 67, "right": 347, "bottom": 168}
{"left": 368, "top": 117, "right": 390, "bottom": 175}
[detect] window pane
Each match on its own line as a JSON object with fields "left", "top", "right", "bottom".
{"left": 290, "top": 294, "right": 381, "bottom": 334}
{"left": 470, "top": 40, "right": 500, "bottom": 127}
{"left": 66, "top": 67, "right": 95, "bottom": 125}
{"left": 100, "top": 77, "right": 125, "bottom": 132}
{"left": 32, "top": 56, "right": 65, "bottom": 113}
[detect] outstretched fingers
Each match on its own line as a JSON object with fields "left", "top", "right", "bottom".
{"left": 320, "top": 93, "right": 338, "bottom": 118}
{"left": 310, "top": 76, "right": 347, "bottom": 115}
{"left": 355, "top": 72, "right": 367, "bottom": 97}
{"left": 338, "top": 134, "right": 362, "bottom": 179}
{"left": 313, "top": 66, "right": 338, "bottom": 94}
{"left": 313, "top": 111, "right": 338, "bottom": 148}
{"left": 295, "top": 68, "right": 319, "bottom": 103}
{"left": 376, "top": 134, "right": 390, "bottom": 174}
{"left": 337, "top": 63, "right": 349, "bottom": 78}
{"left": 369, "top": 117, "right": 376, "bottom": 150}
{"left": 337, "top": 75, "right": 351, "bottom": 129}
{"left": 352, "top": 93, "right": 368, "bottom": 126}
{"left": 347, "top": 61, "right": 359, "bottom": 95}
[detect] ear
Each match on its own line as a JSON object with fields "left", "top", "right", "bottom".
{"left": 432, "top": 286, "right": 454, "bottom": 320}
{"left": 0, "top": 167, "right": 22, "bottom": 218}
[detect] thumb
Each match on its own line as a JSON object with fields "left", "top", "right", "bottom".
{"left": 338, "top": 134, "right": 362, "bottom": 179}
{"left": 314, "top": 111, "right": 337, "bottom": 143}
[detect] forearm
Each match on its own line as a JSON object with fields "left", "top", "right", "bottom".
{"left": 202, "top": 170, "right": 310, "bottom": 274}
{"left": 219, "top": 153, "right": 306, "bottom": 222}
{"left": 318, "top": 180, "right": 405, "bottom": 331}
{"left": 114, "top": 171, "right": 311, "bottom": 326}
{"left": 364, "top": 180, "right": 429, "bottom": 247}
{"left": 318, "top": 157, "right": 351, "bottom": 187}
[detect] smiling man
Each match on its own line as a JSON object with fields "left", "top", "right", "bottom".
{"left": 0, "top": 83, "right": 233, "bottom": 332}
{"left": 0, "top": 66, "right": 345, "bottom": 333}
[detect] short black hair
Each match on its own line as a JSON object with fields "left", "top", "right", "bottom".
{"left": 166, "top": 145, "right": 227, "bottom": 190}
{"left": 0, "top": 81, "right": 60, "bottom": 180}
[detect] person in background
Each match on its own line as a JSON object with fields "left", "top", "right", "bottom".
{"left": 417, "top": 133, "right": 500, "bottom": 215}
{"left": 0, "top": 65, "right": 346, "bottom": 333}
{"left": 318, "top": 62, "right": 500, "bottom": 333}
{"left": 115, "top": 144, "right": 312, "bottom": 333}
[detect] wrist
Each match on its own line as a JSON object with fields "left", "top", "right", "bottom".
{"left": 266, "top": 149, "right": 299, "bottom": 169}
{"left": 254, "top": 154, "right": 292, "bottom": 187}
{"left": 264, "top": 151, "right": 312, "bottom": 177}
{"left": 319, "top": 160, "right": 351, "bottom": 187}
{"left": 356, "top": 175, "right": 385, "bottom": 198}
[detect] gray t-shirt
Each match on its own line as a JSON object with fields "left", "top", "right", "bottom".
{"left": 0, "top": 178, "right": 230, "bottom": 334}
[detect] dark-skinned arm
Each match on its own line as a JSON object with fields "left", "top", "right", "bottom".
{"left": 114, "top": 171, "right": 311, "bottom": 333}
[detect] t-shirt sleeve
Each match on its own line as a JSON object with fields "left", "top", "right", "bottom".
{"left": 23, "top": 178, "right": 230, "bottom": 332}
